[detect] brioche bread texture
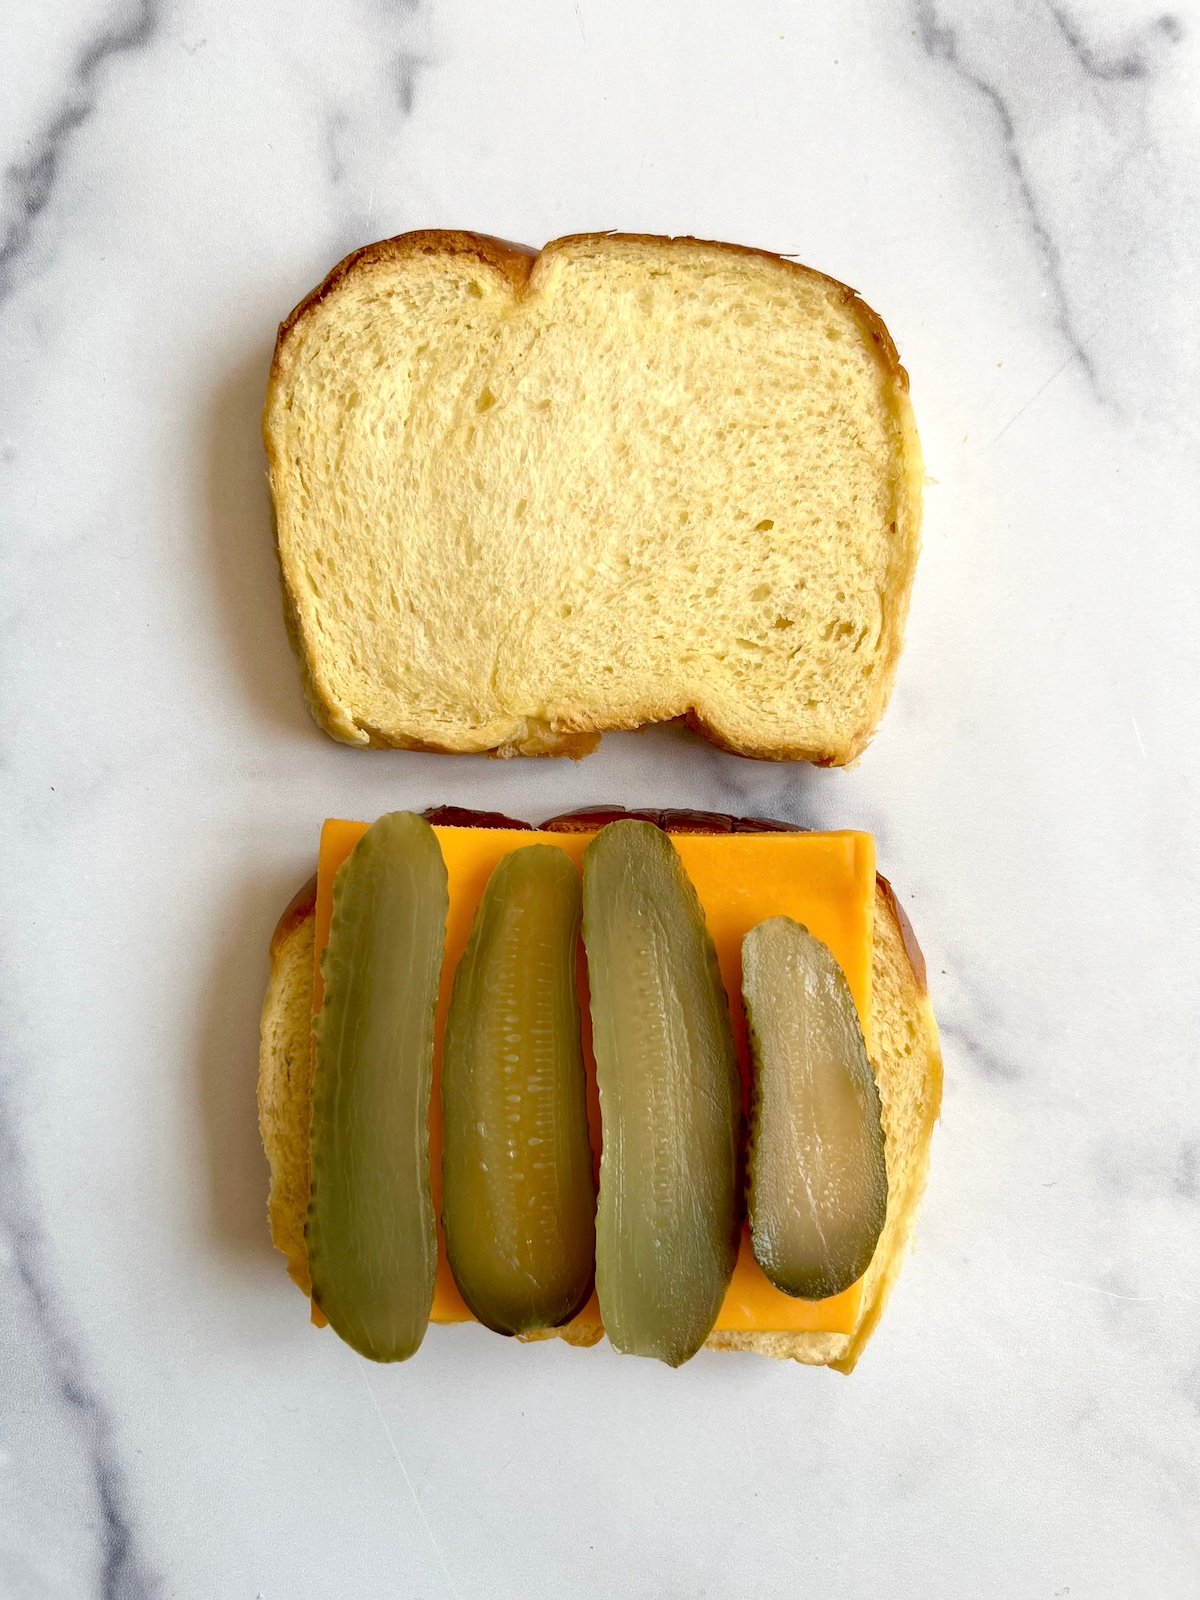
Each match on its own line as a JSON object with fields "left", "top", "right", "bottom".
{"left": 264, "top": 231, "right": 922, "bottom": 762}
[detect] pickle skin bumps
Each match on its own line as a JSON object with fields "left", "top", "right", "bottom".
{"left": 743, "top": 917, "right": 887, "bottom": 1301}
{"left": 582, "top": 821, "right": 741, "bottom": 1366}
{"left": 441, "top": 846, "right": 596, "bottom": 1335}
{"left": 306, "top": 812, "right": 448, "bottom": 1361}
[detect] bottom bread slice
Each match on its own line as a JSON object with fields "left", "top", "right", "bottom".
{"left": 258, "top": 869, "right": 940, "bottom": 1371}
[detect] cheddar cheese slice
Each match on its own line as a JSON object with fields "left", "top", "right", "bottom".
{"left": 313, "top": 818, "right": 876, "bottom": 1336}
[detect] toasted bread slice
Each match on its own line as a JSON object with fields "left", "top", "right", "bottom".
{"left": 257, "top": 846, "right": 939, "bottom": 1369}
{"left": 264, "top": 231, "right": 922, "bottom": 763}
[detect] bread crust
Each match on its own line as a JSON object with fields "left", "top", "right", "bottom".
{"left": 269, "top": 873, "right": 317, "bottom": 957}
{"left": 875, "top": 871, "right": 929, "bottom": 996}
{"left": 264, "top": 231, "right": 922, "bottom": 763}
{"left": 273, "top": 231, "right": 537, "bottom": 358}
{"left": 259, "top": 873, "right": 318, "bottom": 1293}
{"left": 258, "top": 808, "right": 940, "bottom": 1365}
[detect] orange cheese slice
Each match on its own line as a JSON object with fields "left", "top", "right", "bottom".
{"left": 313, "top": 818, "right": 876, "bottom": 1336}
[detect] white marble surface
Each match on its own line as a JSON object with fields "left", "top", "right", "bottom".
{"left": 2, "top": 2, "right": 1198, "bottom": 1595}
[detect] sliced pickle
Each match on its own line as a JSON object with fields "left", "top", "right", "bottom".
{"left": 742, "top": 917, "right": 887, "bottom": 1300}
{"left": 582, "top": 821, "right": 740, "bottom": 1366}
{"left": 441, "top": 846, "right": 596, "bottom": 1334}
{"left": 307, "top": 812, "right": 448, "bottom": 1361}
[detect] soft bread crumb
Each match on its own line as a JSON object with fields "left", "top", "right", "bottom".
{"left": 258, "top": 883, "right": 317, "bottom": 1293}
{"left": 264, "top": 232, "right": 922, "bottom": 763}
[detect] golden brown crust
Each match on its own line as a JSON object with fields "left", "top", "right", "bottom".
{"left": 260, "top": 890, "right": 317, "bottom": 1293}
{"left": 265, "top": 230, "right": 922, "bottom": 763}
{"left": 539, "top": 804, "right": 801, "bottom": 835}
{"left": 421, "top": 805, "right": 532, "bottom": 831}
{"left": 269, "top": 873, "right": 318, "bottom": 959}
{"left": 875, "top": 872, "right": 929, "bottom": 996}
{"left": 273, "top": 230, "right": 537, "bottom": 355}
{"left": 832, "top": 884, "right": 940, "bottom": 1372}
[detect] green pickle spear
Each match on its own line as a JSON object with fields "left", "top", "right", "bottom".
{"left": 742, "top": 917, "right": 888, "bottom": 1300}
{"left": 307, "top": 811, "right": 448, "bottom": 1361}
{"left": 583, "top": 821, "right": 740, "bottom": 1366}
{"left": 441, "top": 846, "right": 596, "bottom": 1334}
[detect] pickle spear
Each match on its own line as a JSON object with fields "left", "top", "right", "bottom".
{"left": 583, "top": 821, "right": 740, "bottom": 1365}
{"left": 441, "top": 846, "right": 596, "bottom": 1334}
{"left": 307, "top": 812, "right": 448, "bottom": 1361}
{"left": 742, "top": 917, "right": 887, "bottom": 1300}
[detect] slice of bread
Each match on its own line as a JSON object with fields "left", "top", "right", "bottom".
{"left": 264, "top": 232, "right": 922, "bottom": 763}
{"left": 257, "top": 837, "right": 940, "bottom": 1369}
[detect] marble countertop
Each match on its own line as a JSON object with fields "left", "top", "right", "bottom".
{"left": 3, "top": 3, "right": 1198, "bottom": 1596}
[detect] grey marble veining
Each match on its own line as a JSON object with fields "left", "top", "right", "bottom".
{"left": 913, "top": 0, "right": 1197, "bottom": 419}
{"left": 0, "top": 1082, "right": 156, "bottom": 1597}
{"left": 1, "top": 1, "right": 1198, "bottom": 1595}
{"left": 0, "top": 1, "right": 163, "bottom": 306}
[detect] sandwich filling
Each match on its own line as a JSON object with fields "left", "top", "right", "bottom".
{"left": 311, "top": 819, "right": 877, "bottom": 1336}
